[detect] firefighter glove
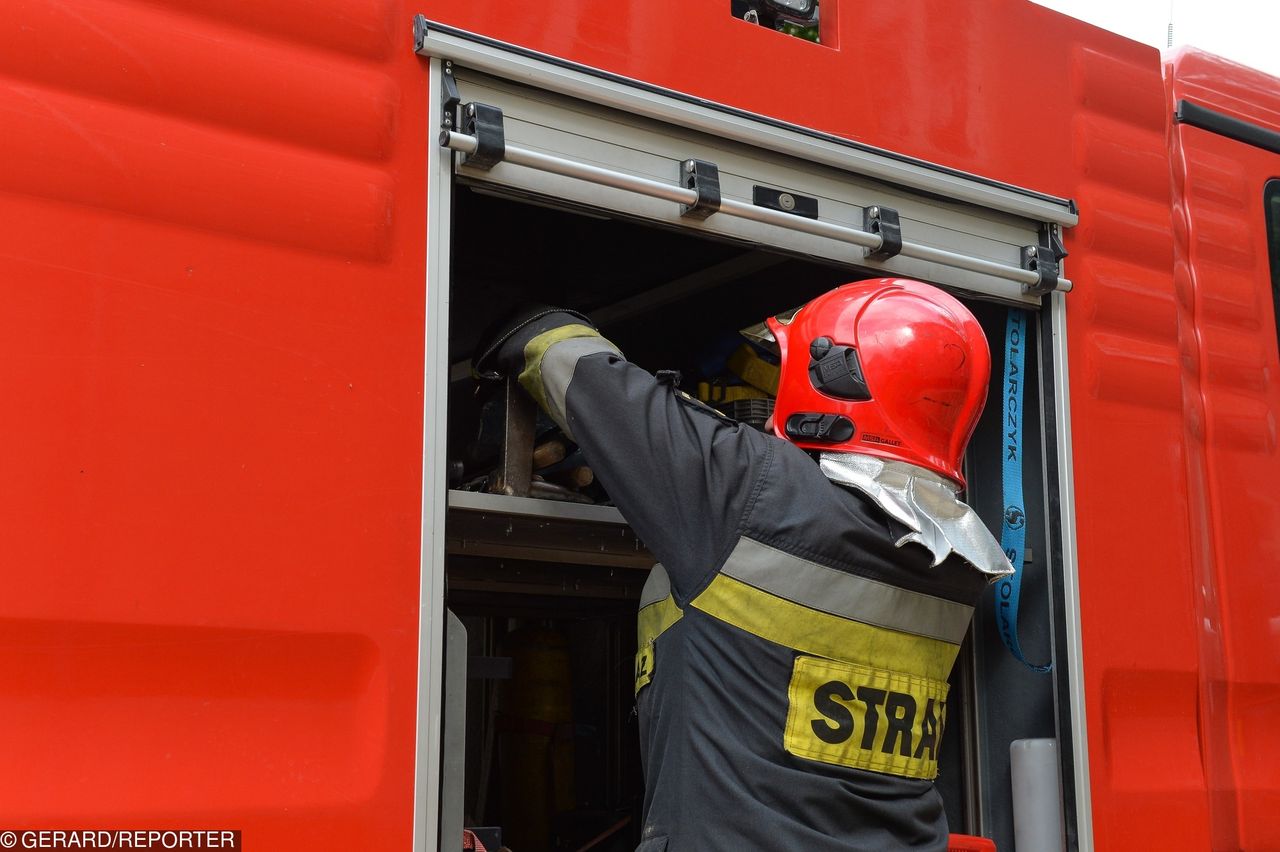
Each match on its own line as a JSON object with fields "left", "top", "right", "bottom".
{"left": 471, "top": 304, "right": 594, "bottom": 380}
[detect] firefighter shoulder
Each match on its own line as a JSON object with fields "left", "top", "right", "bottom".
{"left": 474, "top": 280, "right": 1011, "bottom": 851}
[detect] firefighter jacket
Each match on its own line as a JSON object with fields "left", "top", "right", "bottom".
{"left": 484, "top": 311, "right": 997, "bottom": 852}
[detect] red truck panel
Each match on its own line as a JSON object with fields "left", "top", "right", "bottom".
{"left": 2, "top": 0, "right": 1276, "bottom": 848}
{"left": 1063, "top": 40, "right": 1215, "bottom": 849}
{"left": 0, "top": 0, "right": 428, "bottom": 846}
{"left": 1168, "top": 48, "right": 1280, "bottom": 851}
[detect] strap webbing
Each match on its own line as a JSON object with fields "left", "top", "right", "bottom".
{"left": 996, "top": 309, "right": 1051, "bottom": 672}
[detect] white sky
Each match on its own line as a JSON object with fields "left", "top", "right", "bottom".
{"left": 1032, "top": 0, "right": 1279, "bottom": 78}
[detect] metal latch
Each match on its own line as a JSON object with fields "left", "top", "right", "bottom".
{"left": 863, "top": 205, "right": 902, "bottom": 260}
{"left": 440, "top": 61, "right": 460, "bottom": 129}
{"left": 679, "top": 159, "right": 721, "bottom": 220}
{"left": 461, "top": 102, "right": 505, "bottom": 171}
{"left": 1021, "top": 224, "right": 1068, "bottom": 295}
{"left": 753, "top": 186, "right": 818, "bottom": 219}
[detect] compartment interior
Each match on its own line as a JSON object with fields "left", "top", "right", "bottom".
{"left": 442, "top": 183, "right": 1058, "bottom": 852}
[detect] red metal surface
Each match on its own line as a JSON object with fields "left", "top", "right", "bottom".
{"left": 948, "top": 834, "right": 998, "bottom": 852}
{"left": 422, "top": 0, "right": 1082, "bottom": 201}
{"left": 1167, "top": 48, "right": 1280, "bottom": 851}
{"left": 3, "top": 0, "right": 1278, "bottom": 847}
{"left": 1062, "top": 34, "right": 1212, "bottom": 851}
{"left": 0, "top": 0, "right": 428, "bottom": 847}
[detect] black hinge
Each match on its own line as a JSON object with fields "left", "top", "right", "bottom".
{"left": 461, "top": 102, "right": 505, "bottom": 171}
{"left": 679, "top": 159, "right": 721, "bottom": 220}
{"left": 863, "top": 205, "right": 902, "bottom": 260}
{"left": 1021, "top": 224, "right": 1068, "bottom": 295}
{"left": 440, "top": 60, "right": 460, "bottom": 134}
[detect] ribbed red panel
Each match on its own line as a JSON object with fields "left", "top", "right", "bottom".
{"left": 0, "top": 0, "right": 427, "bottom": 847}
{"left": 1063, "top": 38, "right": 1215, "bottom": 850}
{"left": 1168, "top": 48, "right": 1280, "bottom": 852}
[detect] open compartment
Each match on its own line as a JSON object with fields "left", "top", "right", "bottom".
{"left": 417, "top": 30, "right": 1081, "bottom": 852}
{"left": 440, "top": 187, "right": 1061, "bottom": 852}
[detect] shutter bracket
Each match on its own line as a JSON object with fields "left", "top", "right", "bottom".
{"left": 460, "top": 102, "right": 506, "bottom": 171}
{"left": 679, "top": 159, "right": 721, "bottom": 220}
{"left": 863, "top": 205, "right": 903, "bottom": 260}
{"left": 1021, "top": 225, "right": 1068, "bottom": 295}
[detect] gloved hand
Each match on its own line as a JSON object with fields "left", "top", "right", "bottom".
{"left": 471, "top": 304, "right": 594, "bottom": 380}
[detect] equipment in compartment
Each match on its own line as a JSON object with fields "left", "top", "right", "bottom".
{"left": 453, "top": 608, "right": 641, "bottom": 852}
{"left": 498, "top": 626, "right": 575, "bottom": 850}
{"left": 460, "top": 383, "right": 600, "bottom": 504}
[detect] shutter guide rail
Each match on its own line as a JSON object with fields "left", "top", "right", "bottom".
{"left": 441, "top": 129, "right": 1073, "bottom": 294}
{"left": 415, "top": 18, "right": 1078, "bottom": 227}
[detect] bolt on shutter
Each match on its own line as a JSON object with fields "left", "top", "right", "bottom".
{"left": 415, "top": 18, "right": 1077, "bottom": 307}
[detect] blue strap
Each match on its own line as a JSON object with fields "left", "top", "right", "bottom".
{"left": 996, "top": 309, "right": 1051, "bottom": 672}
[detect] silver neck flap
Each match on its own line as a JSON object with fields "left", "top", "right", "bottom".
{"left": 819, "top": 452, "right": 1014, "bottom": 578}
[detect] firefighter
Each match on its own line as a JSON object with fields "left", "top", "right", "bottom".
{"left": 473, "top": 278, "right": 1014, "bottom": 852}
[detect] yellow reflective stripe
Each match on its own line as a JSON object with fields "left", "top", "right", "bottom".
{"left": 690, "top": 574, "right": 960, "bottom": 682}
{"left": 638, "top": 595, "right": 683, "bottom": 645}
{"left": 720, "top": 538, "right": 974, "bottom": 644}
{"left": 784, "top": 655, "right": 949, "bottom": 780}
{"left": 518, "top": 324, "right": 618, "bottom": 431}
{"left": 635, "top": 595, "right": 683, "bottom": 694}
{"left": 635, "top": 646, "right": 656, "bottom": 693}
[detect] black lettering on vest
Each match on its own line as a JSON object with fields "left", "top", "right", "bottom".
{"left": 811, "top": 680, "right": 855, "bottom": 744}
{"left": 856, "top": 686, "right": 887, "bottom": 750}
{"left": 881, "top": 691, "right": 917, "bottom": 757}
{"left": 913, "top": 698, "right": 939, "bottom": 761}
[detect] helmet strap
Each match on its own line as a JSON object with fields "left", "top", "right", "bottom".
{"left": 783, "top": 412, "right": 855, "bottom": 442}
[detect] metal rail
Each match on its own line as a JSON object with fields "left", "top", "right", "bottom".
{"left": 416, "top": 18, "right": 1079, "bottom": 227}
{"left": 440, "top": 130, "right": 1073, "bottom": 293}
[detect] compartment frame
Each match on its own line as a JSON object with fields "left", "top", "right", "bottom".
{"left": 414, "top": 40, "right": 1089, "bottom": 851}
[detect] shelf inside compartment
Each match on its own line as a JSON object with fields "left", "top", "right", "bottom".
{"left": 447, "top": 489, "right": 653, "bottom": 572}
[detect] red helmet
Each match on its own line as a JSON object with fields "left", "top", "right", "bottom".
{"left": 765, "top": 279, "right": 990, "bottom": 487}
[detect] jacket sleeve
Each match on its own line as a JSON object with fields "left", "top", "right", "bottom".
{"left": 496, "top": 312, "right": 774, "bottom": 603}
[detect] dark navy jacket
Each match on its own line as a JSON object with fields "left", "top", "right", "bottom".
{"left": 490, "top": 313, "right": 988, "bottom": 852}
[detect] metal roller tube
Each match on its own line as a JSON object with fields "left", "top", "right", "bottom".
{"left": 718, "top": 196, "right": 884, "bottom": 251}
{"left": 902, "top": 242, "right": 1073, "bottom": 292}
{"left": 443, "top": 130, "right": 697, "bottom": 206}
{"left": 440, "top": 130, "right": 1073, "bottom": 293}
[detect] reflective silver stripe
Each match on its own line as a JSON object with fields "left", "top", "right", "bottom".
{"left": 640, "top": 563, "right": 670, "bottom": 608}
{"left": 720, "top": 537, "right": 974, "bottom": 644}
{"left": 538, "top": 335, "right": 622, "bottom": 438}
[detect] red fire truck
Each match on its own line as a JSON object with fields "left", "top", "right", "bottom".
{"left": 3, "top": 0, "right": 1278, "bottom": 849}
